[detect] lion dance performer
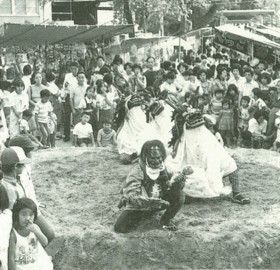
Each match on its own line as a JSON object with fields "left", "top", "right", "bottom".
{"left": 115, "top": 140, "right": 192, "bottom": 233}
{"left": 166, "top": 108, "right": 251, "bottom": 204}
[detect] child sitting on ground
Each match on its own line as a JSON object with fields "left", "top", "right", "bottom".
{"left": 19, "top": 109, "right": 48, "bottom": 149}
{"left": 8, "top": 198, "right": 53, "bottom": 270}
{"left": 0, "top": 185, "right": 12, "bottom": 270}
{"left": 97, "top": 120, "right": 117, "bottom": 148}
{"left": 73, "top": 112, "right": 95, "bottom": 147}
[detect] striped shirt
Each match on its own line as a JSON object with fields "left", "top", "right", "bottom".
{"left": 210, "top": 97, "right": 223, "bottom": 116}
{"left": 34, "top": 100, "right": 53, "bottom": 123}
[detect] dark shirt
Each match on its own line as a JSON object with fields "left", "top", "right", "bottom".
{"left": 0, "top": 80, "right": 11, "bottom": 91}
{"left": 270, "top": 92, "right": 280, "bottom": 109}
{"left": 144, "top": 70, "right": 157, "bottom": 88}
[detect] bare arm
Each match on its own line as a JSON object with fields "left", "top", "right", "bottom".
{"left": 8, "top": 230, "right": 16, "bottom": 270}
{"left": 97, "top": 130, "right": 102, "bottom": 147}
{"left": 90, "top": 132, "right": 94, "bottom": 146}
{"left": 29, "top": 223, "right": 48, "bottom": 247}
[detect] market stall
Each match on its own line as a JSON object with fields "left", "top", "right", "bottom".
{"left": 214, "top": 24, "right": 280, "bottom": 62}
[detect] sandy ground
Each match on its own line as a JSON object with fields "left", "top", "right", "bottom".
{"left": 31, "top": 141, "right": 280, "bottom": 270}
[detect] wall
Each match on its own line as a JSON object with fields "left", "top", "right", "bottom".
{"left": 0, "top": 1, "right": 52, "bottom": 25}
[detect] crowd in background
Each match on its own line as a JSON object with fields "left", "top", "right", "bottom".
{"left": 1, "top": 42, "right": 280, "bottom": 269}
{"left": 0, "top": 43, "right": 280, "bottom": 151}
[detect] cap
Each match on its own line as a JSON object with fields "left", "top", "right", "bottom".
{"left": 1, "top": 147, "right": 31, "bottom": 165}
{"left": 9, "top": 135, "right": 37, "bottom": 151}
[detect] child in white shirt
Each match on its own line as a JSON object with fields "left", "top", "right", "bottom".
{"left": 19, "top": 109, "right": 48, "bottom": 149}
{"left": 34, "top": 89, "right": 54, "bottom": 146}
{"left": 73, "top": 113, "right": 95, "bottom": 147}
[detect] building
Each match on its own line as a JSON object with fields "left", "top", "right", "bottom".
{"left": 0, "top": 0, "right": 52, "bottom": 24}
{"left": 218, "top": 10, "right": 278, "bottom": 27}
{"left": 52, "top": 0, "right": 114, "bottom": 25}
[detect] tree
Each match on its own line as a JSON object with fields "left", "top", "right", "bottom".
{"left": 113, "top": 0, "right": 219, "bottom": 34}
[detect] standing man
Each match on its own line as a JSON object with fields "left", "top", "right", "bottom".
{"left": 70, "top": 71, "right": 88, "bottom": 126}
{"left": 62, "top": 62, "right": 79, "bottom": 142}
{"left": 239, "top": 68, "right": 259, "bottom": 100}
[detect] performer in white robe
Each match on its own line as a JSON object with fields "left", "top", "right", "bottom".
{"left": 117, "top": 95, "right": 148, "bottom": 164}
{"left": 165, "top": 110, "right": 250, "bottom": 204}
{"left": 137, "top": 99, "right": 174, "bottom": 154}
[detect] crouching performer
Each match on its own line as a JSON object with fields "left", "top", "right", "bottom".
{"left": 115, "top": 140, "right": 192, "bottom": 233}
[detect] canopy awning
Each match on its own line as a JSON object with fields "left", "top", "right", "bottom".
{"left": 256, "top": 28, "right": 280, "bottom": 39}
{"left": 215, "top": 24, "right": 280, "bottom": 51}
{"left": 0, "top": 23, "right": 134, "bottom": 46}
{"left": 103, "top": 36, "right": 170, "bottom": 54}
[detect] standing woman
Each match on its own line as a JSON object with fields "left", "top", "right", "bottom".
{"left": 197, "top": 69, "right": 212, "bottom": 96}
{"left": 28, "top": 72, "right": 46, "bottom": 135}
{"left": 212, "top": 67, "right": 228, "bottom": 95}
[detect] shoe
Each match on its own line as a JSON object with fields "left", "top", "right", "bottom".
{"left": 38, "top": 145, "right": 49, "bottom": 149}
{"left": 63, "top": 137, "right": 70, "bottom": 142}
{"left": 160, "top": 220, "right": 178, "bottom": 231}
{"left": 232, "top": 193, "right": 250, "bottom": 205}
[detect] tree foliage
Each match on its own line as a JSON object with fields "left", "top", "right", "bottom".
{"left": 113, "top": 0, "right": 219, "bottom": 33}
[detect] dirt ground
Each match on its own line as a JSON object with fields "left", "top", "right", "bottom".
{"left": 31, "top": 143, "right": 280, "bottom": 270}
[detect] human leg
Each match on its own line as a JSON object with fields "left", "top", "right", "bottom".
{"left": 228, "top": 170, "right": 250, "bottom": 204}
{"left": 35, "top": 215, "right": 55, "bottom": 243}
{"left": 160, "top": 184, "right": 185, "bottom": 228}
{"left": 39, "top": 123, "right": 48, "bottom": 145}
{"left": 114, "top": 210, "right": 145, "bottom": 233}
{"left": 63, "top": 101, "right": 71, "bottom": 141}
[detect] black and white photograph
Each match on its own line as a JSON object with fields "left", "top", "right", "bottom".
{"left": 0, "top": 0, "right": 279, "bottom": 269}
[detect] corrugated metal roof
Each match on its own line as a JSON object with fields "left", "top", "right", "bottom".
{"left": 0, "top": 23, "right": 134, "bottom": 46}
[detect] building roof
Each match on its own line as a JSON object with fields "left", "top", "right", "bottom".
{"left": 218, "top": 10, "right": 276, "bottom": 16}
{"left": 215, "top": 24, "right": 280, "bottom": 50}
{"left": 0, "top": 23, "right": 134, "bottom": 46}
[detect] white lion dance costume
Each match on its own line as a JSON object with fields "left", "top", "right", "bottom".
{"left": 117, "top": 94, "right": 148, "bottom": 164}
{"left": 165, "top": 109, "right": 250, "bottom": 204}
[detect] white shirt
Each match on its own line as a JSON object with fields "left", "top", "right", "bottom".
{"left": 228, "top": 75, "right": 246, "bottom": 91}
{"left": 240, "top": 80, "right": 259, "bottom": 97}
{"left": 62, "top": 73, "right": 78, "bottom": 97}
{"left": 10, "top": 91, "right": 29, "bottom": 113}
{"left": 21, "top": 75, "right": 31, "bottom": 94}
{"left": 73, "top": 122, "right": 93, "bottom": 138}
{"left": 160, "top": 82, "right": 177, "bottom": 95}
{"left": 78, "top": 96, "right": 96, "bottom": 109}
{"left": 254, "top": 98, "right": 267, "bottom": 110}
{"left": 248, "top": 118, "right": 267, "bottom": 135}
{"left": 70, "top": 84, "right": 88, "bottom": 109}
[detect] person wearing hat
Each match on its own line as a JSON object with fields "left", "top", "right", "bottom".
{"left": 0, "top": 146, "right": 31, "bottom": 209}
{"left": 9, "top": 135, "right": 55, "bottom": 242}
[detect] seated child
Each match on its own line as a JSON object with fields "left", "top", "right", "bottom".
{"left": 73, "top": 112, "right": 95, "bottom": 147}
{"left": 273, "top": 110, "right": 280, "bottom": 152}
{"left": 97, "top": 121, "right": 117, "bottom": 147}
{"left": 8, "top": 198, "right": 53, "bottom": 270}
{"left": 19, "top": 109, "right": 48, "bottom": 149}
{"left": 0, "top": 185, "right": 12, "bottom": 270}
